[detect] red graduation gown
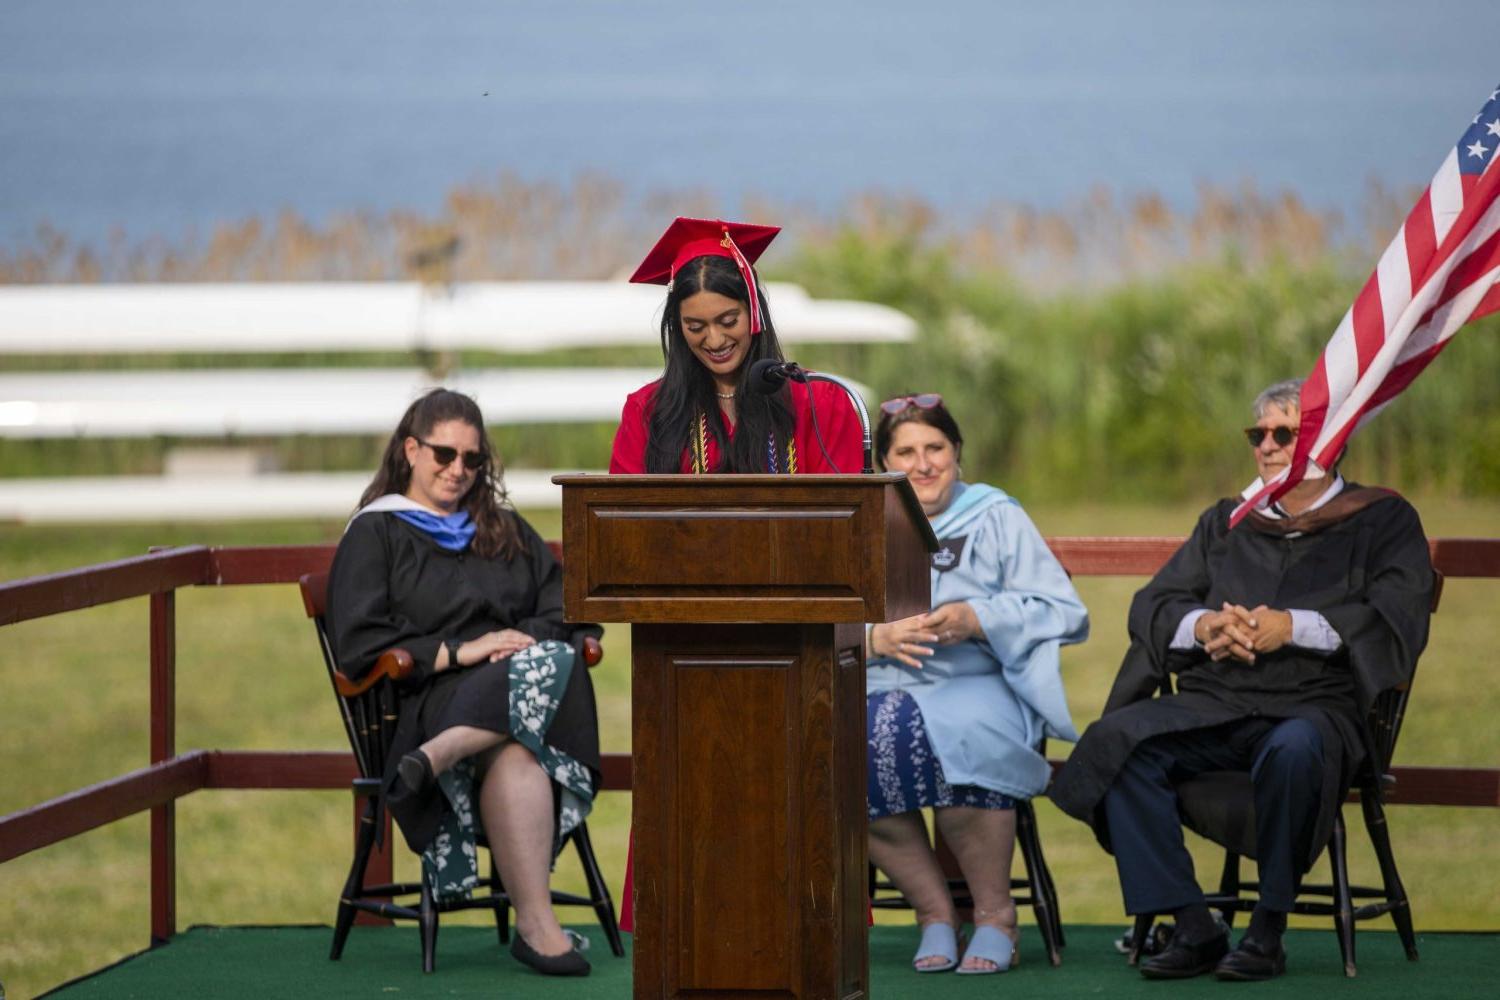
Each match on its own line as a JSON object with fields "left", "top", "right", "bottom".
{"left": 608, "top": 377, "right": 864, "bottom": 474}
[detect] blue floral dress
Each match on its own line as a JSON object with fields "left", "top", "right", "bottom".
{"left": 867, "top": 689, "right": 1013, "bottom": 818}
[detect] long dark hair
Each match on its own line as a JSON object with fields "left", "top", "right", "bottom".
{"left": 644, "top": 254, "right": 796, "bottom": 473}
{"left": 359, "top": 388, "right": 521, "bottom": 559}
{"left": 875, "top": 397, "right": 964, "bottom": 469}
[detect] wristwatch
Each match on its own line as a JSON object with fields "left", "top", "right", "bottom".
{"left": 444, "top": 637, "right": 463, "bottom": 667}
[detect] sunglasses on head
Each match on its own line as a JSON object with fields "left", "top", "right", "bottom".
{"left": 880, "top": 393, "right": 944, "bottom": 415}
{"left": 415, "top": 437, "right": 486, "bottom": 470}
{"left": 1244, "top": 426, "right": 1298, "bottom": 448}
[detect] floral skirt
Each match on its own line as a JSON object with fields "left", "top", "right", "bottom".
{"left": 423, "top": 640, "right": 595, "bottom": 900}
{"left": 866, "top": 689, "right": 1014, "bottom": 820}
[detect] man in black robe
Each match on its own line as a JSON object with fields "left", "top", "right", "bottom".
{"left": 1050, "top": 379, "right": 1433, "bottom": 981}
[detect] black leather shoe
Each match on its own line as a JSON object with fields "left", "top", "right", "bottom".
{"left": 1214, "top": 937, "right": 1287, "bottom": 981}
{"left": 396, "top": 750, "right": 434, "bottom": 796}
{"left": 510, "top": 931, "right": 591, "bottom": 977}
{"left": 1139, "top": 930, "right": 1229, "bottom": 979}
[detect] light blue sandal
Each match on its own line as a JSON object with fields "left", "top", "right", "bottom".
{"left": 913, "top": 922, "right": 959, "bottom": 973}
{"left": 956, "top": 924, "right": 1017, "bottom": 975}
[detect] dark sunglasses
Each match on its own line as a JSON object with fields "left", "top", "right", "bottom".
{"left": 1244, "top": 426, "right": 1298, "bottom": 448}
{"left": 415, "top": 437, "right": 486, "bottom": 470}
{"left": 880, "top": 393, "right": 944, "bottom": 415}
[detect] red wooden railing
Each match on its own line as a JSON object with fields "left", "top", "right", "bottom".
{"left": 2, "top": 538, "right": 1498, "bottom": 949}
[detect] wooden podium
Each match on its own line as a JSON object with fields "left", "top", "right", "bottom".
{"left": 555, "top": 474, "right": 934, "bottom": 1000}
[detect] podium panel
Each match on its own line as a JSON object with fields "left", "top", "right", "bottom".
{"left": 632, "top": 623, "right": 868, "bottom": 1000}
{"left": 591, "top": 506, "right": 860, "bottom": 591}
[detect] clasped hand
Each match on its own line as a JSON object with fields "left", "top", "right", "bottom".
{"left": 1193, "top": 603, "right": 1293, "bottom": 664}
{"left": 869, "top": 603, "right": 980, "bottom": 669}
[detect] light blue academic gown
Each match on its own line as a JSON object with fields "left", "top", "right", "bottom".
{"left": 867, "top": 482, "right": 1089, "bottom": 799}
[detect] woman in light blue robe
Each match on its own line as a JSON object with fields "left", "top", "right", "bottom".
{"left": 867, "top": 394, "right": 1088, "bottom": 975}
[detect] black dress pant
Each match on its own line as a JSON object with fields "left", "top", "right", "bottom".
{"left": 1103, "top": 716, "right": 1324, "bottom": 915}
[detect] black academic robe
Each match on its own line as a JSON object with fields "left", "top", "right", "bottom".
{"left": 1049, "top": 485, "right": 1433, "bottom": 869}
{"left": 327, "top": 511, "right": 603, "bottom": 851}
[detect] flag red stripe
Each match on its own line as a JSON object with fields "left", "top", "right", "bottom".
{"left": 1350, "top": 273, "right": 1387, "bottom": 373}
{"left": 1299, "top": 356, "right": 1331, "bottom": 418}
{"left": 1292, "top": 357, "right": 1332, "bottom": 473}
{"left": 1404, "top": 190, "right": 1437, "bottom": 288}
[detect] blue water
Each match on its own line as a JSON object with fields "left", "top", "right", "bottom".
{"left": 1, "top": 0, "right": 1497, "bottom": 248}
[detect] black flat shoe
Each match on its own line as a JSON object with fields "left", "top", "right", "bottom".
{"left": 510, "top": 931, "right": 591, "bottom": 977}
{"left": 1214, "top": 937, "right": 1287, "bottom": 981}
{"left": 1139, "top": 930, "right": 1229, "bottom": 980}
{"left": 397, "top": 750, "right": 434, "bottom": 796}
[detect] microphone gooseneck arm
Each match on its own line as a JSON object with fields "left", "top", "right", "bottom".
{"left": 802, "top": 371, "right": 873, "bottom": 475}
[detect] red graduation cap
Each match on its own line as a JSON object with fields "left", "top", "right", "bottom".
{"left": 629, "top": 217, "right": 781, "bottom": 334}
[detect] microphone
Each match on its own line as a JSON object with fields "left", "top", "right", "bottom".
{"left": 747, "top": 358, "right": 805, "bottom": 394}
{"left": 745, "top": 359, "right": 874, "bottom": 474}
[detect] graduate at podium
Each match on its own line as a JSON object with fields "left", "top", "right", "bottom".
{"left": 609, "top": 216, "right": 863, "bottom": 475}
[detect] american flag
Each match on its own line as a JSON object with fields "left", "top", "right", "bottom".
{"left": 1233, "top": 83, "right": 1500, "bottom": 525}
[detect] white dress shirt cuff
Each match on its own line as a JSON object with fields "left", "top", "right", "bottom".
{"left": 1171, "top": 609, "right": 1210, "bottom": 650}
{"left": 1289, "top": 609, "right": 1341, "bottom": 652}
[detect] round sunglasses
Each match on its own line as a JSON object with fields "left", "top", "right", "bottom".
{"left": 415, "top": 437, "right": 487, "bottom": 470}
{"left": 880, "top": 393, "right": 944, "bottom": 415}
{"left": 1244, "top": 426, "right": 1298, "bottom": 448}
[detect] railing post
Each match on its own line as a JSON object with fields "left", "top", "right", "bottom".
{"left": 149, "top": 590, "right": 176, "bottom": 946}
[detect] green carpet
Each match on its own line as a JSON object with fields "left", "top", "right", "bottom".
{"left": 42, "top": 924, "right": 1497, "bottom": 999}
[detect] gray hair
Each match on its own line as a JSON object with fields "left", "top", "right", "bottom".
{"left": 1253, "top": 378, "right": 1304, "bottom": 420}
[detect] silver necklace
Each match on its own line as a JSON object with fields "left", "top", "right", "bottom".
{"left": 715, "top": 390, "right": 735, "bottom": 399}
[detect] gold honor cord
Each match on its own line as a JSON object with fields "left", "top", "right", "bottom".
{"left": 689, "top": 410, "right": 796, "bottom": 474}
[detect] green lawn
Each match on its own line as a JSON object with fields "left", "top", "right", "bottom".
{"left": 2, "top": 498, "right": 1498, "bottom": 1000}
{"left": 43, "top": 924, "right": 1500, "bottom": 1000}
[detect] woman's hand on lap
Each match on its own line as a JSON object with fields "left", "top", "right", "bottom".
{"left": 870, "top": 615, "right": 939, "bottom": 669}
{"left": 456, "top": 629, "right": 537, "bottom": 667}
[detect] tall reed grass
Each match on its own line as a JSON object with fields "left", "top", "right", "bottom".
{"left": 0, "top": 174, "right": 1409, "bottom": 287}
{"left": 3, "top": 175, "right": 1496, "bottom": 500}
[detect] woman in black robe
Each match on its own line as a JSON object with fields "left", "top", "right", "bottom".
{"left": 327, "top": 388, "right": 600, "bottom": 976}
